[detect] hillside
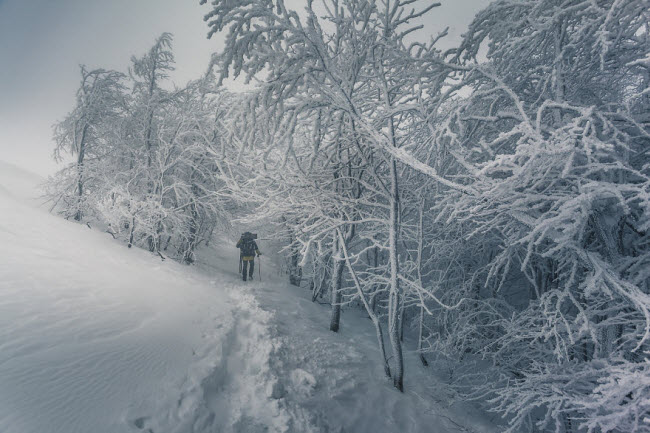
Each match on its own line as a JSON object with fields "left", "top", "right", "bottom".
{"left": 0, "top": 161, "right": 497, "bottom": 432}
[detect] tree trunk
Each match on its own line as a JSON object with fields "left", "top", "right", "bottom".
{"left": 128, "top": 217, "right": 136, "bottom": 248}
{"left": 312, "top": 258, "right": 329, "bottom": 302}
{"left": 399, "top": 304, "right": 406, "bottom": 342}
{"left": 330, "top": 220, "right": 356, "bottom": 332}
{"left": 369, "top": 246, "right": 379, "bottom": 315}
{"left": 183, "top": 200, "right": 198, "bottom": 264}
{"left": 418, "top": 305, "right": 428, "bottom": 367}
{"left": 330, "top": 238, "right": 344, "bottom": 332}
{"left": 145, "top": 109, "right": 155, "bottom": 168}
{"left": 338, "top": 229, "right": 391, "bottom": 378}
{"left": 289, "top": 236, "right": 302, "bottom": 286}
{"left": 415, "top": 199, "right": 428, "bottom": 366}
{"left": 74, "top": 125, "right": 89, "bottom": 221}
{"left": 388, "top": 156, "right": 404, "bottom": 392}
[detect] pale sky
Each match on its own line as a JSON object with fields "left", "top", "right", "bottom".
{"left": 0, "top": 0, "right": 490, "bottom": 176}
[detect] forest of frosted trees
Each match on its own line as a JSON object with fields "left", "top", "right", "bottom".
{"left": 47, "top": 1, "right": 649, "bottom": 432}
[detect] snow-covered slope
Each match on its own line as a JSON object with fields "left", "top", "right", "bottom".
{"left": 0, "top": 162, "right": 498, "bottom": 433}
{"left": 0, "top": 164, "right": 292, "bottom": 433}
{"left": 0, "top": 160, "right": 43, "bottom": 203}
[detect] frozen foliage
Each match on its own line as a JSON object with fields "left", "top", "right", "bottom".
{"left": 48, "top": 34, "right": 234, "bottom": 263}
{"left": 426, "top": 1, "right": 650, "bottom": 431}
{"left": 198, "top": 0, "right": 650, "bottom": 431}
{"left": 200, "top": 0, "right": 461, "bottom": 394}
{"left": 51, "top": 66, "right": 125, "bottom": 221}
{"left": 43, "top": 0, "right": 650, "bottom": 430}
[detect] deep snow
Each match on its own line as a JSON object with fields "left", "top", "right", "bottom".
{"left": 0, "top": 160, "right": 499, "bottom": 432}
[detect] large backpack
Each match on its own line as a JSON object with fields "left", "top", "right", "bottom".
{"left": 240, "top": 238, "right": 256, "bottom": 256}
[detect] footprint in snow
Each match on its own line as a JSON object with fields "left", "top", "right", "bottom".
{"left": 131, "top": 416, "right": 153, "bottom": 432}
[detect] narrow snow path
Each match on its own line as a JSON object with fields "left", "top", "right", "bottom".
{"left": 0, "top": 161, "right": 498, "bottom": 432}
{"left": 192, "top": 242, "right": 500, "bottom": 433}
{"left": 0, "top": 163, "right": 293, "bottom": 433}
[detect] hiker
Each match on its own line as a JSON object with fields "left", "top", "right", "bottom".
{"left": 236, "top": 232, "right": 261, "bottom": 281}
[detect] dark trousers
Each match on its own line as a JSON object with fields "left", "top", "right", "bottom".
{"left": 242, "top": 259, "right": 254, "bottom": 280}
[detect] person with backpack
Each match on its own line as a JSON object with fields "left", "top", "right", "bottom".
{"left": 236, "top": 232, "right": 261, "bottom": 281}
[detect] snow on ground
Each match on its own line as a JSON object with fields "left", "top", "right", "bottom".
{"left": 0, "top": 160, "right": 499, "bottom": 432}
{"left": 0, "top": 162, "right": 290, "bottom": 433}
{"left": 199, "top": 246, "right": 502, "bottom": 433}
{"left": 0, "top": 161, "right": 44, "bottom": 205}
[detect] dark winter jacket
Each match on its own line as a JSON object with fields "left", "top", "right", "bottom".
{"left": 236, "top": 238, "right": 260, "bottom": 261}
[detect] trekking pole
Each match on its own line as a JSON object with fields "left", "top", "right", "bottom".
{"left": 258, "top": 256, "right": 262, "bottom": 282}
{"left": 239, "top": 254, "right": 242, "bottom": 275}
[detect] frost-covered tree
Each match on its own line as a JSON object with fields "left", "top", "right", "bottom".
{"left": 47, "top": 0, "right": 650, "bottom": 429}
{"left": 199, "top": 0, "right": 470, "bottom": 392}
{"left": 130, "top": 32, "right": 175, "bottom": 169}
{"left": 51, "top": 66, "right": 125, "bottom": 220}
{"left": 200, "top": 0, "right": 650, "bottom": 426}
{"left": 50, "top": 35, "right": 233, "bottom": 264}
{"left": 417, "top": 1, "right": 650, "bottom": 431}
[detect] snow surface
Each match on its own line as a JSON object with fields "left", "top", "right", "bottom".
{"left": 0, "top": 160, "right": 499, "bottom": 432}
{"left": 0, "top": 161, "right": 43, "bottom": 205}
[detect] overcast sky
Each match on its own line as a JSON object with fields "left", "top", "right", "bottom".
{"left": 0, "top": 0, "right": 490, "bottom": 177}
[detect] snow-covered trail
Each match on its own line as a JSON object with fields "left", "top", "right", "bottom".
{"left": 0, "top": 161, "right": 498, "bottom": 432}
{"left": 195, "top": 239, "right": 499, "bottom": 433}
{"left": 0, "top": 162, "right": 292, "bottom": 433}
